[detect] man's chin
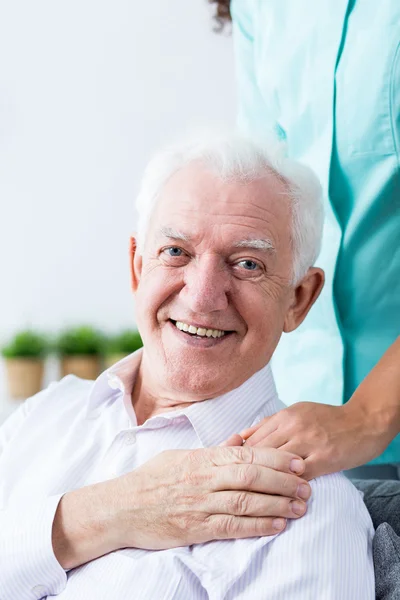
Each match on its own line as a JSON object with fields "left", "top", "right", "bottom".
{"left": 163, "top": 364, "right": 233, "bottom": 401}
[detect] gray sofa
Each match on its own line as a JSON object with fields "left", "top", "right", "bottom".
{"left": 354, "top": 480, "right": 400, "bottom": 599}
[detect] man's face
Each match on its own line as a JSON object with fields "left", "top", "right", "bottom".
{"left": 131, "top": 163, "right": 314, "bottom": 400}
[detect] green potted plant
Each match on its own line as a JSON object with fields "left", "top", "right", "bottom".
{"left": 1, "top": 330, "right": 48, "bottom": 399}
{"left": 103, "top": 329, "right": 143, "bottom": 369}
{"left": 56, "top": 326, "right": 104, "bottom": 380}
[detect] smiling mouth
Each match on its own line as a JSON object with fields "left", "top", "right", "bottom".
{"left": 169, "top": 319, "right": 233, "bottom": 339}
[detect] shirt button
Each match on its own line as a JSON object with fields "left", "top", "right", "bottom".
{"left": 107, "top": 374, "right": 124, "bottom": 391}
{"left": 32, "top": 585, "right": 47, "bottom": 597}
{"left": 125, "top": 431, "right": 137, "bottom": 445}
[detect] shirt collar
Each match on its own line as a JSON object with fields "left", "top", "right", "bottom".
{"left": 181, "top": 364, "right": 277, "bottom": 447}
{"left": 86, "top": 349, "right": 278, "bottom": 446}
{"left": 86, "top": 348, "right": 143, "bottom": 417}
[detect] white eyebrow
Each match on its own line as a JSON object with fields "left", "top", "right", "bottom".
{"left": 159, "top": 228, "right": 275, "bottom": 252}
{"left": 234, "top": 238, "right": 275, "bottom": 252}
{"left": 159, "top": 227, "right": 192, "bottom": 242}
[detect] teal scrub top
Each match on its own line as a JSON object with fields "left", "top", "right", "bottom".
{"left": 231, "top": 0, "right": 400, "bottom": 464}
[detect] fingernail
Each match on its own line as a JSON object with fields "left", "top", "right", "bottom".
{"left": 291, "top": 500, "right": 306, "bottom": 516}
{"left": 273, "top": 518, "right": 286, "bottom": 531}
{"left": 219, "top": 434, "right": 243, "bottom": 447}
{"left": 290, "top": 459, "right": 304, "bottom": 473}
{"left": 297, "top": 484, "right": 311, "bottom": 500}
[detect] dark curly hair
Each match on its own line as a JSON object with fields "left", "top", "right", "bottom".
{"left": 208, "top": 0, "right": 232, "bottom": 30}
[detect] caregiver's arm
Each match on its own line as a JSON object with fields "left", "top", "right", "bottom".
{"left": 230, "top": 336, "right": 400, "bottom": 480}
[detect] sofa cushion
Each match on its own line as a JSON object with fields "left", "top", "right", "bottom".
{"left": 373, "top": 523, "right": 400, "bottom": 600}
{"left": 353, "top": 479, "right": 400, "bottom": 535}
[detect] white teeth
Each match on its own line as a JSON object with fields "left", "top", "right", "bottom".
{"left": 174, "top": 321, "right": 226, "bottom": 338}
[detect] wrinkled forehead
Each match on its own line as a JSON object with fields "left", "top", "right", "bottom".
{"left": 148, "top": 163, "right": 292, "bottom": 247}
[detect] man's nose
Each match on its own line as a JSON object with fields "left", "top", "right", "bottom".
{"left": 182, "top": 256, "right": 229, "bottom": 314}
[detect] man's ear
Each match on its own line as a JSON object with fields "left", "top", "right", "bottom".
{"left": 283, "top": 267, "right": 324, "bottom": 333}
{"left": 130, "top": 236, "right": 143, "bottom": 293}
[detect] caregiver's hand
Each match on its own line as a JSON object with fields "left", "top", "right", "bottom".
{"left": 233, "top": 402, "right": 379, "bottom": 480}
{"left": 53, "top": 446, "right": 311, "bottom": 569}
{"left": 226, "top": 337, "right": 400, "bottom": 480}
{"left": 224, "top": 337, "right": 400, "bottom": 480}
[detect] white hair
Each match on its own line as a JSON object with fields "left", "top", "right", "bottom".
{"left": 135, "top": 133, "right": 324, "bottom": 284}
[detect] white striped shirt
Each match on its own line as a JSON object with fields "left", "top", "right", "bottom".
{"left": 0, "top": 350, "right": 374, "bottom": 599}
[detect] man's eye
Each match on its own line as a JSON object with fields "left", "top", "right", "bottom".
{"left": 237, "top": 259, "right": 259, "bottom": 271}
{"left": 163, "top": 247, "right": 183, "bottom": 257}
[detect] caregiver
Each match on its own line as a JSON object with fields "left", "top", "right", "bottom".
{"left": 210, "top": 0, "right": 400, "bottom": 479}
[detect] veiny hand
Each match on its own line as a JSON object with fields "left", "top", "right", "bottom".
{"left": 111, "top": 446, "right": 311, "bottom": 550}
{"left": 52, "top": 445, "right": 311, "bottom": 570}
{"left": 224, "top": 401, "right": 385, "bottom": 480}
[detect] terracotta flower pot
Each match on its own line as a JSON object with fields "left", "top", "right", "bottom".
{"left": 5, "top": 358, "right": 44, "bottom": 399}
{"left": 103, "top": 353, "right": 129, "bottom": 370}
{"left": 61, "top": 356, "right": 100, "bottom": 380}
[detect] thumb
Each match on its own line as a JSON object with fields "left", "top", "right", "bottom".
{"left": 219, "top": 433, "right": 244, "bottom": 447}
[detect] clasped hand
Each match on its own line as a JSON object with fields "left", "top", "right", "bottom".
{"left": 111, "top": 445, "right": 311, "bottom": 550}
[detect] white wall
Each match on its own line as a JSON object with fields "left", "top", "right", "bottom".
{"left": 0, "top": 0, "right": 235, "bottom": 339}
{"left": 0, "top": 0, "right": 235, "bottom": 401}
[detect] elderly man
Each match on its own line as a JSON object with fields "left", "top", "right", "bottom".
{"left": 0, "top": 134, "right": 374, "bottom": 599}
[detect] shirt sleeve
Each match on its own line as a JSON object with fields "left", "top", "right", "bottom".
{"left": 0, "top": 495, "right": 67, "bottom": 600}
{"left": 0, "top": 382, "right": 58, "bottom": 456}
{"left": 0, "top": 384, "right": 68, "bottom": 600}
{"left": 230, "top": 0, "right": 284, "bottom": 140}
{"left": 252, "top": 473, "right": 375, "bottom": 599}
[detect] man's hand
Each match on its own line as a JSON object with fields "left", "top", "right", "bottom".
{"left": 113, "top": 446, "right": 310, "bottom": 549}
{"left": 226, "top": 401, "right": 387, "bottom": 480}
{"left": 52, "top": 446, "right": 311, "bottom": 569}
